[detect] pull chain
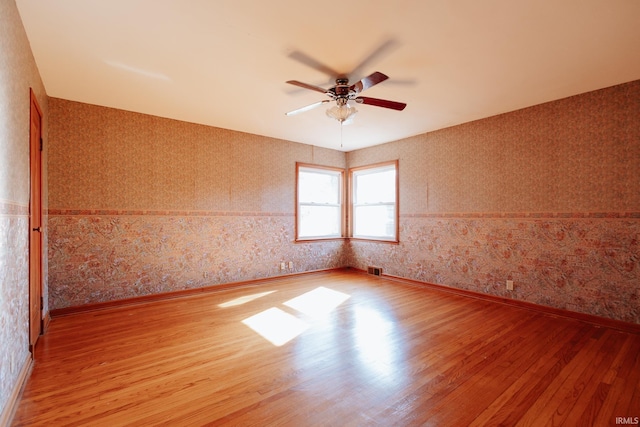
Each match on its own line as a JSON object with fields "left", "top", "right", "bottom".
{"left": 340, "top": 121, "right": 343, "bottom": 148}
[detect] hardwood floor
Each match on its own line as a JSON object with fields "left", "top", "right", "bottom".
{"left": 12, "top": 269, "right": 640, "bottom": 426}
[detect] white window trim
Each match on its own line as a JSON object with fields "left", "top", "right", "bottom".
{"left": 295, "top": 163, "right": 345, "bottom": 241}
{"left": 349, "top": 160, "right": 399, "bottom": 243}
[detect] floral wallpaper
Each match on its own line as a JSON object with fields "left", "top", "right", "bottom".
{"left": 0, "top": 202, "right": 30, "bottom": 418}
{"left": 347, "top": 213, "right": 640, "bottom": 324}
{"left": 47, "top": 210, "right": 346, "bottom": 309}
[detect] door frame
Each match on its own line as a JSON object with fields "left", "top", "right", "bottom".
{"left": 29, "top": 88, "right": 43, "bottom": 353}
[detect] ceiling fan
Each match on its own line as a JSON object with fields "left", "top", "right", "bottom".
{"left": 285, "top": 71, "right": 407, "bottom": 124}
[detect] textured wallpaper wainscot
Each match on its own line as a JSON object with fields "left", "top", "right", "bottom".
{"left": 346, "top": 213, "right": 639, "bottom": 324}
{"left": 0, "top": 202, "right": 30, "bottom": 415}
{"left": 48, "top": 210, "right": 346, "bottom": 309}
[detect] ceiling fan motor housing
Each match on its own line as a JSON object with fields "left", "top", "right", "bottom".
{"left": 332, "top": 78, "right": 352, "bottom": 98}
{"left": 285, "top": 71, "right": 406, "bottom": 117}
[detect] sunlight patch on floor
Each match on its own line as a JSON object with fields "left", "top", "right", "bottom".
{"left": 283, "top": 286, "right": 350, "bottom": 318}
{"left": 241, "top": 287, "right": 350, "bottom": 346}
{"left": 218, "top": 291, "right": 276, "bottom": 308}
{"left": 242, "top": 307, "right": 309, "bottom": 346}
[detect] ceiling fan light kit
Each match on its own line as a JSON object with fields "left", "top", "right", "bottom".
{"left": 326, "top": 102, "right": 357, "bottom": 124}
{"left": 285, "top": 71, "right": 406, "bottom": 124}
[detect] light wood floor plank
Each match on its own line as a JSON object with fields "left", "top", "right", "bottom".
{"left": 12, "top": 269, "right": 640, "bottom": 426}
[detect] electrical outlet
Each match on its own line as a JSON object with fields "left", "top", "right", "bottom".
{"left": 288, "top": 261, "right": 293, "bottom": 270}
{"left": 280, "top": 262, "right": 286, "bottom": 270}
{"left": 203, "top": 271, "right": 208, "bottom": 278}
{"left": 367, "top": 266, "right": 382, "bottom": 276}
{"left": 506, "top": 280, "right": 514, "bottom": 291}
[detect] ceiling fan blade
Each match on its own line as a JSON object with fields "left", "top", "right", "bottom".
{"left": 349, "top": 38, "right": 400, "bottom": 80}
{"left": 355, "top": 97, "right": 407, "bottom": 111}
{"left": 285, "top": 100, "right": 330, "bottom": 116}
{"left": 287, "top": 50, "right": 342, "bottom": 79}
{"left": 286, "top": 80, "right": 329, "bottom": 94}
{"left": 350, "top": 72, "right": 389, "bottom": 94}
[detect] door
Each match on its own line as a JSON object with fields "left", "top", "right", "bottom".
{"left": 29, "top": 89, "right": 43, "bottom": 352}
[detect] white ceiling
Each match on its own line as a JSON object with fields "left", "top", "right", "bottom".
{"left": 16, "top": 0, "right": 640, "bottom": 151}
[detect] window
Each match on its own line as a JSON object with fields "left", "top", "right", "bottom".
{"left": 350, "top": 161, "right": 398, "bottom": 242}
{"left": 296, "top": 163, "right": 344, "bottom": 240}
{"left": 295, "top": 161, "right": 398, "bottom": 243}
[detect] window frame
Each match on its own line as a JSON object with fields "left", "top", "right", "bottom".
{"left": 295, "top": 162, "right": 346, "bottom": 242}
{"left": 348, "top": 160, "right": 399, "bottom": 243}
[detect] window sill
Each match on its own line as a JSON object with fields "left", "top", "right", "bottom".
{"left": 348, "top": 237, "right": 399, "bottom": 244}
{"left": 295, "top": 237, "right": 398, "bottom": 244}
{"left": 295, "top": 237, "right": 347, "bottom": 243}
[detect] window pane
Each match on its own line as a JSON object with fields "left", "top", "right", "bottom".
{"left": 353, "top": 205, "right": 395, "bottom": 238}
{"left": 355, "top": 168, "right": 395, "bottom": 204}
{"left": 351, "top": 162, "right": 398, "bottom": 241}
{"left": 299, "top": 205, "right": 341, "bottom": 238}
{"left": 299, "top": 170, "right": 340, "bottom": 204}
{"left": 296, "top": 164, "right": 344, "bottom": 241}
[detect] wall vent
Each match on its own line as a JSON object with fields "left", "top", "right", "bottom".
{"left": 367, "top": 266, "right": 382, "bottom": 276}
